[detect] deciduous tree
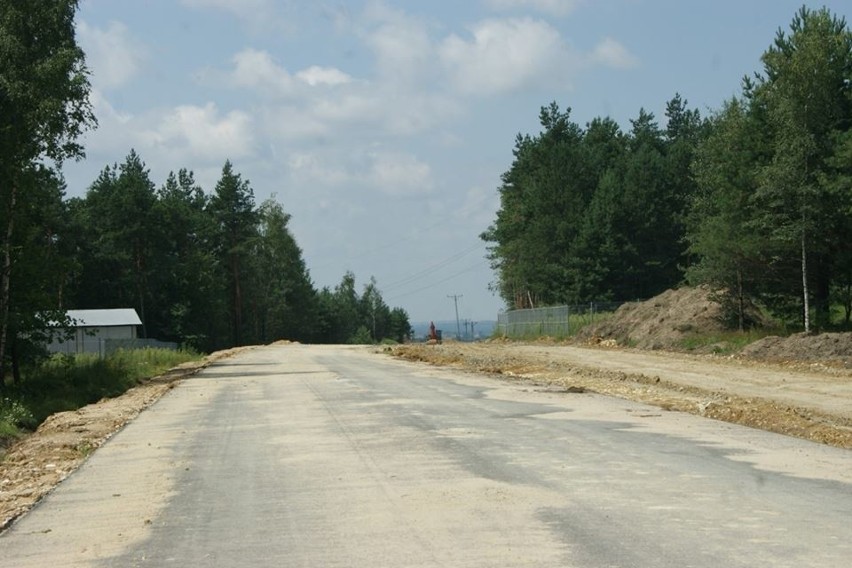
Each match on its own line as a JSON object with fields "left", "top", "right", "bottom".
{"left": 0, "top": 0, "right": 94, "bottom": 381}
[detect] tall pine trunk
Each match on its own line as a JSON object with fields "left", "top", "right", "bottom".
{"left": 0, "top": 182, "right": 17, "bottom": 385}
{"left": 231, "top": 253, "right": 242, "bottom": 346}
{"left": 737, "top": 266, "right": 745, "bottom": 332}
{"left": 136, "top": 251, "right": 148, "bottom": 339}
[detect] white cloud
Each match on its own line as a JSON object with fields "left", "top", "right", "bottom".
{"left": 382, "top": 92, "right": 463, "bottom": 135}
{"left": 64, "top": 99, "right": 255, "bottom": 194}
{"left": 590, "top": 37, "right": 640, "bottom": 69}
{"left": 287, "top": 152, "right": 350, "bottom": 186}
{"left": 484, "top": 0, "right": 583, "bottom": 17}
{"left": 366, "top": 152, "right": 433, "bottom": 196}
{"left": 77, "top": 20, "right": 146, "bottom": 89}
{"left": 321, "top": 3, "right": 354, "bottom": 32}
{"left": 439, "top": 18, "right": 577, "bottom": 94}
{"left": 89, "top": 88, "right": 132, "bottom": 126}
{"left": 282, "top": 148, "right": 434, "bottom": 198}
{"left": 143, "top": 103, "right": 255, "bottom": 161}
{"left": 260, "top": 106, "right": 330, "bottom": 141}
{"left": 296, "top": 66, "right": 353, "bottom": 87}
{"left": 305, "top": 86, "right": 461, "bottom": 136}
{"left": 311, "top": 91, "right": 380, "bottom": 123}
{"left": 230, "top": 48, "right": 295, "bottom": 94}
{"left": 362, "top": 2, "right": 438, "bottom": 84}
{"left": 215, "top": 50, "right": 353, "bottom": 96}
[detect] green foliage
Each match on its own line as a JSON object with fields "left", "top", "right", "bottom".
{"left": 50, "top": 154, "right": 413, "bottom": 351}
{"left": 246, "top": 200, "right": 318, "bottom": 344}
{"left": 0, "top": 396, "right": 36, "bottom": 430}
{"left": 0, "top": 0, "right": 95, "bottom": 166}
{"left": 0, "top": 2, "right": 408, "bottom": 413}
{"left": 209, "top": 161, "right": 259, "bottom": 347}
{"left": 688, "top": 7, "right": 852, "bottom": 331}
{"left": 15, "top": 348, "right": 199, "bottom": 425}
{"left": 315, "top": 273, "right": 411, "bottom": 344}
{"left": 0, "top": 348, "right": 199, "bottom": 445}
{"left": 72, "top": 152, "right": 161, "bottom": 339}
{"left": 676, "top": 328, "right": 785, "bottom": 355}
{"left": 484, "top": 6, "right": 852, "bottom": 336}
{"left": 348, "top": 326, "right": 373, "bottom": 345}
{"left": 0, "top": 0, "right": 95, "bottom": 384}
{"left": 687, "top": 99, "right": 769, "bottom": 330}
{"left": 484, "top": 97, "right": 705, "bottom": 308}
{"left": 154, "top": 169, "right": 221, "bottom": 350}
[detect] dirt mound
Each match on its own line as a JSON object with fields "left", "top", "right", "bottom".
{"left": 741, "top": 332, "right": 852, "bottom": 366}
{"left": 578, "top": 286, "right": 762, "bottom": 350}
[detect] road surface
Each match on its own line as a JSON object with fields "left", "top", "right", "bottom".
{"left": 2, "top": 344, "right": 851, "bottom": 567}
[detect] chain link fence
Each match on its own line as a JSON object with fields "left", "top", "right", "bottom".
{"left": 496, "top": 302, "right": 623, "bottom": 339}
{"left": 50, "top": 337, "right": 179, "bottom": 357}
{"left": 100, "top": 338, "right": 179, "bottom": 356}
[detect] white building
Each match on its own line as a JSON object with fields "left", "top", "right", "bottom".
{"left": 48, "top": 309, "right": 143, "bottom": 355}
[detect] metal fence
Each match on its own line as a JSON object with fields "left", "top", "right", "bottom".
{"left": 496, "top": 302, "right": 623, "bottom": 338}
{"left": 44, "top": 338, "right": 180, "bottom": 357}
{"left": 100, "top": 338, "right": 179, "bottom": 356}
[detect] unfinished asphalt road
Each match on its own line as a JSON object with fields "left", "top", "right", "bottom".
{"left": 2, "top": 344, "right": 851, "bottom": 567}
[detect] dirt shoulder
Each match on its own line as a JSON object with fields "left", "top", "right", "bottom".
{"left": 390, "top": 341, "right": 852, "bottom": 449}
{"left": 0, "top": 347, "right": 254, "bottom": 532}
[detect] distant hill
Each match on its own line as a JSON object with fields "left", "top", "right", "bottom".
{"left": 410, "top": 320, "right": 496, "bottom": 341}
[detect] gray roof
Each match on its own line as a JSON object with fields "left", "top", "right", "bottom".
{"left": 66, "top": 309, "right": 142, "bottom": 327}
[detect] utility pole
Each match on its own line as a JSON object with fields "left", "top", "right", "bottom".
{"left": 447, "top": 294, "right": 463, "bottom": 340}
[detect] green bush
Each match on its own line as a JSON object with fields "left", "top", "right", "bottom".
{"left": 0, "top": 348, "right": 199, "bottom": 447}
{"left": 677, "top": 328, "right": 784, "bottom": 354}
{"left": 13, "top": 348, "right": 200, "bottom": 426}
{"left": 0, "top": 397, "right": 36, "bottom": 429}
{"left": 348, "top": 326, "right": 374, "bottom": 345}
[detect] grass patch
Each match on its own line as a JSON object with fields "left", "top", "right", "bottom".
{"left": 1, "top": 348, "right": 201, "bottom": 443}
{"left": 677, "top": 328, "right": 784, "bottom": 354}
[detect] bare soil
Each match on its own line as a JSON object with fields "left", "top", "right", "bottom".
{"left": 391, "top": 340, "right": 852, "bottom": 449}
{"left": 741, "top": 332, "right": 852, "bottom": 365}
{"left": 0, "top": 347, "right": 253, "bottom": 531}
{"left": 389, "top": 288, "right": 852, "bottom": 454}
{"left": 581, "top": 286, "right": 783, "bottom": 349}
{"left": 389, "top": 288, "right": 852, "bottom": 449}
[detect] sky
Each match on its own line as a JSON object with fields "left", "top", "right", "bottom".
{"left": 63, "top": 0, "right": 851, "bottom": 324}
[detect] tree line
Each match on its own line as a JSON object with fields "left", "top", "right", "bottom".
{"left": 0, "top": 1, "right": 410, "bottom": 384}
{"left": 483, "top": 6, "right": 852, "bottom": 332}
{"left": 27, "top": 151, "right": 412, "bottom": 357}
{"left": 73, "top": 152, "right": 412, "bottom": 350}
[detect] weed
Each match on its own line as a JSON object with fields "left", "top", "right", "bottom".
{"left": 9, "top": 348, "right": 201, "bottom": 428}
{"left": 76, "top": 441, "right": 95, "bottom": 457}
{"left": 677, "top": 328, "right": 784, "bottom": 354}
{"left": 0, "top": 397, "right": 36, "bottom": 429}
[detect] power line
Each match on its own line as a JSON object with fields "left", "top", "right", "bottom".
{"left": 381, "top": 243, "right": 483, "bottom": 292}
{"left": 385, "top": 259, "right": 490, "bottom": 301}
